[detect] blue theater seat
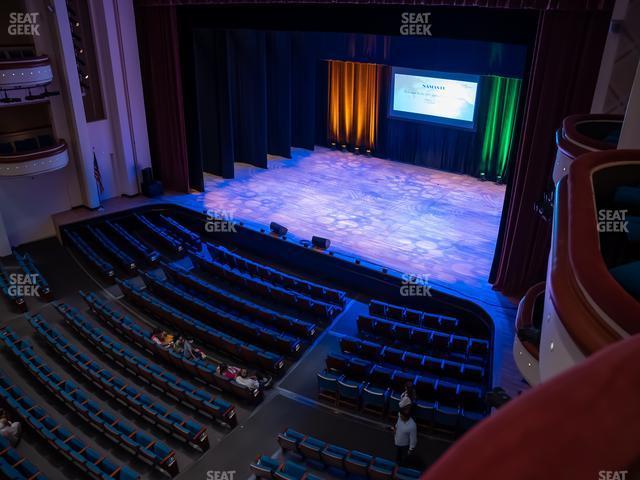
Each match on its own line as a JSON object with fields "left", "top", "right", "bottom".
{"left": 275, "top": 460, "right": 309, "bottom": 480}
{"left": 321, "top": 444, "right": 349, "bottom": 471}
{"left": 369, "top": 457, "right": 396, "bottom": 480}
{"left": 394, "top": 467, "right": 422, "bottom": 480}
{"left": 299, "top": 436, "right": 326, "bottom": 461}
{"left": 337, "top": 378, "right": 363, "bottom": 409}
{"left": 345, "top": 451, "right": 373, "bottom": 477}
{"left": 277, "top": 429, "right": 305, "bottom": 454}
{"left": 250, "top": 455, "right": 281, "bottom": 478}
{"left": 362, "top": 385, "right": 389, "bottom": 416}
{"left": 317, "top": 371, "right": 341, "bottom": 403}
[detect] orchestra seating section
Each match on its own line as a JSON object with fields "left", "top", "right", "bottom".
{"left": 317, "top": 300, "right": 490, "bottom": 432}
{"left": 0, "top": 206, "right": 494, "bottom": 478}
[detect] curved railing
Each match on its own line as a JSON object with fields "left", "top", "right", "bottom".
{"left": 0, "top": 140, "right": 69, "bottom": 176}
{"left": 553, "top": 114, "right": 622, "bottom": 183}
{"left": 513, "top": 281, "right": 545, "bottom": 385}
{"left": 541, "top": 150, "right": 640, "bottom": 379}
{"left": 0, "top": 55, "right": 53, "bottom": 89}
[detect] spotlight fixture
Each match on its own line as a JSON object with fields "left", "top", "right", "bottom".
{"left": 354, "top": 147, "right": 360, "bottom": 155}
{"left": 365, "top": 148, "right": 372, "bottom": 157}
{"left": 269, "top": 222, "right": 288, "bottom": 237}
{"left": 480, "top": 172, "right": 486, "bottom": 181}
{"left": 330, "top": 142, "right": 336, "bottom": 150}
{"left": 496, "top": 175, "right": 503, "bottom": 185}
{"left": 341, "top": 144, "right": 347, "bottom": 152}
{"left": 311, "top": 236, "right": 331, "bottom": 250}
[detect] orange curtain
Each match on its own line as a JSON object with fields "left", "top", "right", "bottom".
{"left": 328, "top": 60, "right": 381, "bottom": 151}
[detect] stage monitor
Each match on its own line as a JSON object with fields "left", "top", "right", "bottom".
{"left": 389, "top": 67, "right": 480, "bottom": 130}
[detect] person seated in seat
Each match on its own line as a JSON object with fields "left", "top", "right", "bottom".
{"left": 0, "top": 410, "right": 21, "bottom": 447}
{"left": 235, "top": 368, "right": 272, "bottom": 392}
{"left": 181, "top": 338, "right": 206, "bottom": 360}
{"left": 217, "top": 363, "right": 241, "bottom": 380}
{"left": 151, "top": 329, "right": 173, "bottom": 348}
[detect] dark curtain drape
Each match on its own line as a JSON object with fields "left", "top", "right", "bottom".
{"left": 190, "top": 28, "right": 234, "bottom": 179}
{"left": 228, "top": 31, "right": 268, "bottom": 168}
{"left": 135, "top": 6, "right": 190, "bottom": 192}
{"left": 489, "top": 9, "right": 611, "bottom": 296}
{"left": 291, "top": 33, "right": 317, "bottom": 150}
{"left": 266, "top": 32, "right": 292, "bottom": 158}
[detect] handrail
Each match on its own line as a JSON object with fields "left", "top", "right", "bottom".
{"left": 0, "top": 55, "right": 50, "bottom": 69}
{"left": 0, "top": 140, "right": 67, "bottom": 164}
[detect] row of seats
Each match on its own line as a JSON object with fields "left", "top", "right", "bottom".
{"left": 0, "top": 261, "right": 27, "bottom": 311}
{"left": 13, "top": 249, "right": 52, "bottom": 300}
{"left": 134, "top": 214, "right": 183, "bottom": 253}
{"left": 191, "top": 253, "right": 340, "bottom": 320}
{"left": 117, "top": 279, "right": 285, "bottom": 372}
{"left": 158, "top": 215, "right": 201, "bottom": 247}
{"left": 250, "top": 456, "right": 321, "bottom": 480}
{"left": 87, "top": 226, "right": 137, "bottom": 271}
{"left": 0, "top": 435, "right": 47, "bottom": 480}
{"left": 277, "top": 428, "right": 421, "bottom": 480}
{"left": 64, "top": 230, "right": 115, "bottom": 278}
{"left": 358, "top": 315, "right": 489, "bottom": 364}
{"left": 325, "top": 354, "right": 485, "bottom": 411}
{"left": 0, "top": 329, "right": 179, "bottom": 477}
{"left": 140, "top": 271, "right": 304, "bottom": 356}
{"left": 81, "top": 290, "right": 264, "bottom": 404}
{"left": 163, "top": 262, "right": 318, "bottom": 339}
{"left": 317, "top": 371, "right": 484, "bottom": 432}
{"left": 50, "top": 305, "right": 238, "bottom": 427}
{"left": 339, "top": 335, "right": 485, "bottom": 384}
{"left": 0, "top": 373, "right": 141, "bottom": 480}
{"left": 28, "top": 315, "right": 210, "bottom": 450}
{"left": 369, "top": 300, "right": 462, "bottom": 333}
{"left": 208, "top": 242, "right": 346, "bottom": 306}
{"left": 105, "top": 220, "right": 160, "bottom": 264}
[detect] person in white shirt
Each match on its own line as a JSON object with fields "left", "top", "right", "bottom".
{"left": 0, "top": 411, "right": 21, "bottom": 447}
{"left": 393, "top": 404, "right": 417, "bottom": 466}
{"left": 235, "top": 369, "right": 261, "bottom": 391}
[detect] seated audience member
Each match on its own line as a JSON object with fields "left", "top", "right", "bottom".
{"left": 235, "top": 368, "right": 272, "bottom": 391}
{"left": 182, "top": 338, "right": 206, "bottom": 360}
{"left": 151, "top": 330, "right": 173, "bottom": 348}
{"left": 401, "top": 382, "right": 416, "bottom": 409}
{"left": 217, "top": 363, "right": 241, "bottom": 380}
{"left": 0, "top": 411, "right": 21, "bottom": 446}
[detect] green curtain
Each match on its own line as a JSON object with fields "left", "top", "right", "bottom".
{"left": 479, "top": 76, "right": 521, "bottom": 180}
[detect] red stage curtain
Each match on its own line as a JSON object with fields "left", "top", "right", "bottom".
{"left": 328, "top": 61, "right": 381, "bottom": 151}
{"left": 135, "top": 5, "right": 190, "bottom": 192}
{"left": 489, "top": 9, "right": 611, "bottom": 296}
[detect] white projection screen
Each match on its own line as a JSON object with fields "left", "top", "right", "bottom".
{"left": 389, "top": 67, "right": 480, "bottom": 130}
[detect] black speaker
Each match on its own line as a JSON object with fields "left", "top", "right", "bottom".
{"left": 142, "top": 180, "right": 163, "bottom": 198}
{"left": 312, "top": 236, "right": 331, "bottom": 250}
{"left": 269, "top": 222, "right": 288, "bottom": 236}
{"left": 141, "top": 167, "right": 154, "bottom": 184}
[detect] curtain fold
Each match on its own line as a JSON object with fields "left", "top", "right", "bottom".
{"left": 328, "top": 60, "right": 381, "bottom": 151}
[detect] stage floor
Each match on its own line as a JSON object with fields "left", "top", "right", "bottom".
{"left": 182, "top": 147, "right": 506, "bottom": 304}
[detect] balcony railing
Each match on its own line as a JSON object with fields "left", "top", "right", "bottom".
{"left": 0, "top": 140, "right": 69, "bottom": 177}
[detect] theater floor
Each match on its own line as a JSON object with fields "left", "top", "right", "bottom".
{"left": 189, "top": 147, "right": 507, "bottom": 307}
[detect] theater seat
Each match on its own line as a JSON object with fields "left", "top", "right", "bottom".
{"left": 369, "top": 457, "right": 396, "bottom": 480}
{"left": 278, "top": 429, "right": 305, "bottom": 454}
{"left": 321, "top": 444, "right": 349, "bottom": 471}
{"left": 317, "top": 371, "right": 341, "bottom": 403}
{"left": 609, "top": 261, "right": 640, "bottom": 300}
{"left": 394, "top": 466, "right": 422, "bottom": 480}
{"left": 362, "top": 385, "right": 389, "bottom": 415}
{"left": 299, "top": 436, "right": 326, "bottom": 461}
{"left": 345, "top": 451, "right": 373, "bottom": 477}
{"left": 251, "top": 455, "right": 280, "bottom": 478}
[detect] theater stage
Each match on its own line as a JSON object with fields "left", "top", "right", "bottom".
{"left": 174, "top": 147, "right": 506, "bottom": 305}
